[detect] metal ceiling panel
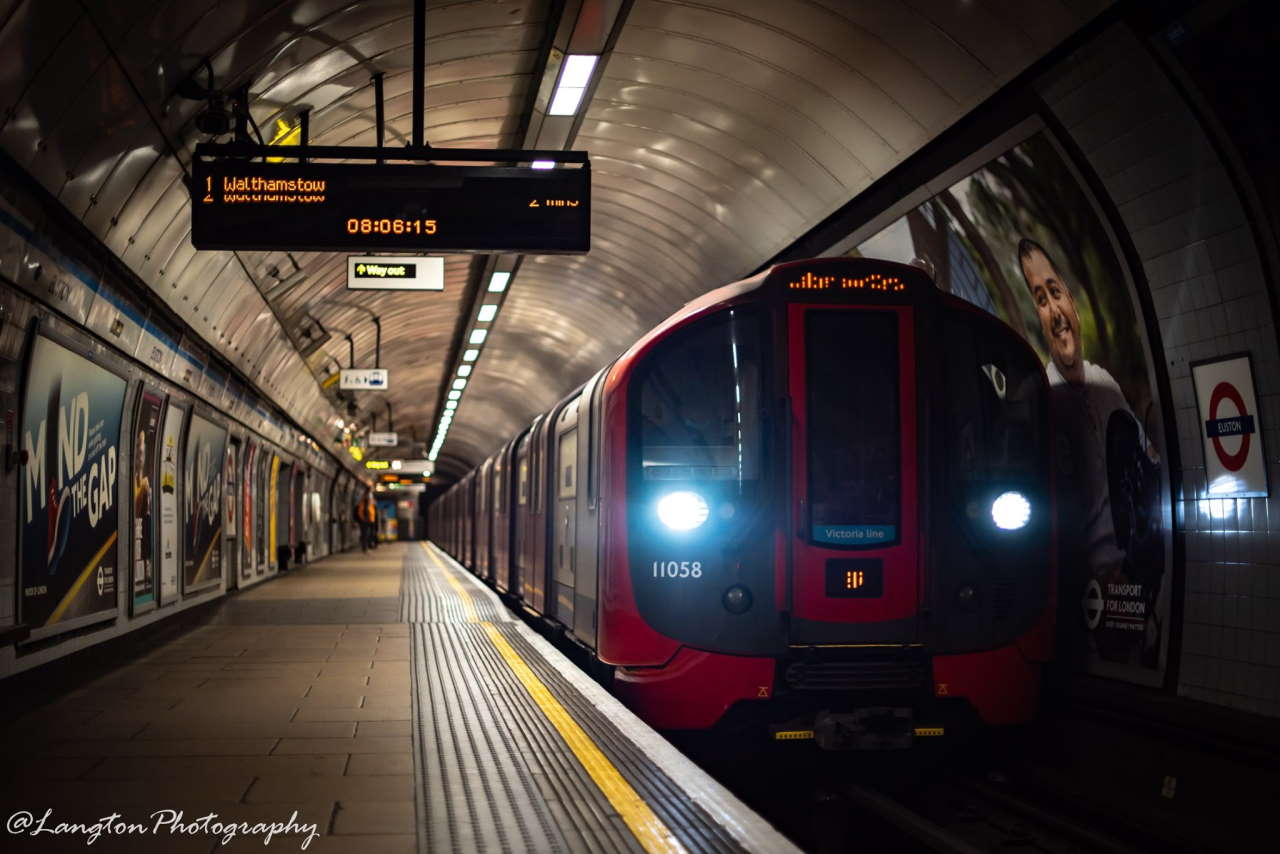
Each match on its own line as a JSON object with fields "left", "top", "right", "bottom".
{"left": 2, "top": 0, "right": 1105, "bottom": 475}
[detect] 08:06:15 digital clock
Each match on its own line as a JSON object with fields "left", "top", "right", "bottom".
{"left": 345, "top": 218, "right": 438, "bottom": 235}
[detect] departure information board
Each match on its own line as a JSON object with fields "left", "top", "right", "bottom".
{"left": 191, "top": 160, "right": 590, "bottom": 253}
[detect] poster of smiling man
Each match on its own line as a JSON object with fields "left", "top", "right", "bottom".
{"left": 851, "top": 130, "right": 1172, "bottom": 686}
{"left": 182, "top": 413, "right": 227, "bottom": 593}
{"left": 20, "top": 332, "right": 127, "bottom": 636}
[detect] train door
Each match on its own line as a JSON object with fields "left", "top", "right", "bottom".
{"left": 492, "top": 445, "right": 510, "bottom": 592}
{"left": 552, "top": 399, "right": 580, "bottom": 626}
{"left": 786, "top": 304, "right": 920, "bottom": 644}
{"left": 513, "top": 430, "right": 532, "bottom": 600}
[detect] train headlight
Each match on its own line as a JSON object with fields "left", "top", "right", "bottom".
{"left": 991, "top": 491, "right": 1031, "bottom": 531}
{"left": 657, "top": 491, "right": 709, "bottom": 531}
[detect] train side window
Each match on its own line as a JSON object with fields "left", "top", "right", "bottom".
{"left": 518, "top": 456, "right": 529, "bottom": 506}
{"left": 559, "top": 430, "right": 577, "bottom": 499}
{"left": 493, "top": 457, "right": 504, "bottom": 514}
{"left": 587, "top": 365, "right": 609, "bottom": 509}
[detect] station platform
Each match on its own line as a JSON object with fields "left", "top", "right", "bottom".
{"left": 0, "top": 542, "right": 795, "bottom": 853}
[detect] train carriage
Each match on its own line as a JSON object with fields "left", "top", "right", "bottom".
{"left": 438, "top": 257, "right": 1054, "bottom": 748}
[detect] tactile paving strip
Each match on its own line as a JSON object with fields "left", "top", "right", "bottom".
{"left": 403, "top": 545, "right": 749, "bottom": 853}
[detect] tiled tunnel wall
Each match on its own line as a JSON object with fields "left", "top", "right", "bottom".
{"left": 1040, "top": 25, "right": 1280, "bottom": 716}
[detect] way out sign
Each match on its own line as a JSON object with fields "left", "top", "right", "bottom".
{"left": 347, "top": 256, "right": 444, "bottom": 291}
{"left": 1192, "top": 354, "right": 1268, "bottom": 498}
{"left": 340, "top": 368, "right": 389, "bottom": 391}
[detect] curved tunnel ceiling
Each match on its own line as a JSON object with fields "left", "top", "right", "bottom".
{"left": 0, "top": 0, "right": 1107, "bottom": 478}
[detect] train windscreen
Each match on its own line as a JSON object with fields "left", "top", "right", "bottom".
{"left": 638, "top": 309, "right": 763, "bottom": 484}
{"left": 806, "top": 311, "right": 901, "bottom": 542}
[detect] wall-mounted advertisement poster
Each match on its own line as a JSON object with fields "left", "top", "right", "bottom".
{"left": 850, "top": 130, "right": 1172, "bottom": 686}
{"left": 131, "top": 387, "right": 164, "bottom": 615}
{"left": 19, "top": 333, "right": 127, "bottom": 637}
{"left": 268, "top": 454, "right": 280, "bottom": 568}
{"left": 242, "top": 442, "right": 255, "bottom": 580}
{"left": 256, "top": 449, "right": 269, "bottom": 573}
{"left": 183, "top": 413, "right": 227, "bottom": 593}
{"left": 158, "top": 403, "right": 185, "bottom": 604}
{"left": 1191, "top": 354, "right": 1268, "bottom": 499}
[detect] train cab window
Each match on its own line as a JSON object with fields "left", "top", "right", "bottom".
{"left": 637, "top": 310, "right": 763, "bottom": 484}
{"left": 943, "top": 313, "right": 1044, "bottom": 489}
{"left": 806, "top": 311, "right": 900, "bottom": 540}
{"left": 558, "top": 431, "right": 577, "bottom": 499}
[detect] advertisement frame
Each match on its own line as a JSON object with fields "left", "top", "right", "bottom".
{"left": 157, "top": 399, "right": 188, "bottom": 607}
{"left": 129, "top": 383, "right": 165, "bottom": 617}
{"left": 17, "top": 318, "right": 128, "bottom": 641}
{"left": 181, "top": 408, "right": 228, "bottom": 596}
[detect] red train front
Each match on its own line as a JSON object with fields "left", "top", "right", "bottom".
{"left": 434, "top": 256, "right": 1055, "bottom": 749}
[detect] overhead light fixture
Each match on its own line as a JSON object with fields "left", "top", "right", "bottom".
{"left": 531, "top": 160, "right": 555, "bottom": 170}
{"left": 452, "top": 378, "right": 467, "bottom": 390}
{"left": 457, "top": 365, "right": 472, "bottom": 377}
{"left": 488, "top": 272, "right": 510, "bottom": 293}
{"left": 469, "top": 329, "right": 487, "bottom": 345}
{"left": 548, "top": 54, "right": 598, "bottom": 116}
{"left": 448, "top": 390, "right": 461, "bottom": 400}
{"left": 477, "top": 304, "right": 498, "bottom": 322}
{"left": 463, "top": 349, "right": 479, "bottom": 362}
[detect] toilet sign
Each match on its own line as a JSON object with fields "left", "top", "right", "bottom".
{"left": 1191, "top": 354, "right": 1268, "bottom": 498}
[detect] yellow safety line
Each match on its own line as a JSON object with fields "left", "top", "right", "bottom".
{"left": 48, "top": 531, "right": 118, "bottom": 624}
{"left": 419, "top": 542, "right": 685, "bottom": 853}
{"left": 480, "top": 623, "right": 685, "bottom": 854}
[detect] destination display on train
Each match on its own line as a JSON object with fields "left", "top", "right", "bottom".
{"left": 190, "top": 160, "right": 590, "bottom": 253}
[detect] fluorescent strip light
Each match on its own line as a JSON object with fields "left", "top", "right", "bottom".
{"left": 548, "top": 55, "right": 598, "bottom": 116}
{"left": 445, "top": 400, "right": 457, "bottom": 410}
{"left": 452, "top": 378, "right": 467, "bottom": 390}
{"left": 548, "top": 87, "right": 586, "bottom": 116}
{"left": 488, "top": 272, "right": 510, "bottom": 292}
{"left": 477, "top": 304, "right": 498, "bottom": 322}
{"left": 457, "top": 365, "right": 472, "bottom": 377}
{"left": 463, "top": 349, "right": 479, "bottom": 361}
{"left": 531, "top": 160, "right": 555, "bottom": 170}
{"left": 560, "top": 54, "right": 598, "bottom": 88}
{"left": 469, "top": 329, "right": 487, "bottom": 345}
{"left": 448, "top": 390, "right": 461, "bottom": 400}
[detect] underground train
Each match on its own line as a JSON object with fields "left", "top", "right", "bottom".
{"left": 431, "top": 257, "right": 1054, "bottom": 749}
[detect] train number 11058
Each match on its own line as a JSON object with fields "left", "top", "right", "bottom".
{"left": 652, "top": 560, "right": 703, "bottom": 579}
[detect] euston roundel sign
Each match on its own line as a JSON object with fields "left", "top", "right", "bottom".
{"left": 1206, "top": 381, "right": 1255, "bottom": 472}
{"left": 1192, "top": 354, "right": 1268, "bottom": 499}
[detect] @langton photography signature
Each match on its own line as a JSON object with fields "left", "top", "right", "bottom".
{"left": 6, "top": 808, "right": 322, "bottom": 849}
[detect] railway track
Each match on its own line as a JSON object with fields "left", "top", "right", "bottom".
{"left": 841, "top": 775, "right": 1151, "bottom": 854}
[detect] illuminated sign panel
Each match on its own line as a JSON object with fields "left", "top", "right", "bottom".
{"left": 368, "top": 431, "right": 398, "bottom": 447}
{"left": 786, "top": 271, "right": 907, "bottom": 293}
{"left": 340, "top": 368, "right": 389, "bottom": 390}
{"left": 365, "top": 460, "right": 391, "bottom": 470}
{"left": 825, "top": 560, "right": 883, "bottom": 598}
{"left": 191, "top": 160, "right": 590, "bottom": 253}
{"left": 348, "top": 256, "right": 444, "bottom": 291}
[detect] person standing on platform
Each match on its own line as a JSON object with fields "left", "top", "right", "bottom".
{"left": 356, "top": 491, "right": 376, "bottom": 553}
